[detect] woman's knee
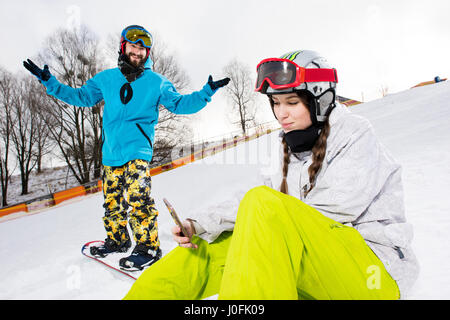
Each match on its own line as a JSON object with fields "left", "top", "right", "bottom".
{"left": 239, "top": 185, "right": 315, "bottom": 226}
{"left": 238, "top": 186, "right": 285, "bottom": 223}
{"left": 242, "top": 185, "right": 281, "bottom": 204}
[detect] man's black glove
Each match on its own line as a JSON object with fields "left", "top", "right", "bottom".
{"left": 208, "top": 75, "right": 230, "bottom": 90}
{"left": 23, "top": 59, "right": 51, "bottom": 82}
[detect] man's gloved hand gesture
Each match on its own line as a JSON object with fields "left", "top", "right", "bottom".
{"left": 23, "top": 59, "right": 51, "bottom": 82}
{"left": 208, "top": 75, "right": 230, "bottom": 91}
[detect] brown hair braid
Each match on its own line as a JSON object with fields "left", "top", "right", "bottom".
{"left": 280, "top": 137, "right": 290, "bottom": 194}
{"left": 305, "top": 118, "right": 330, "bottom": 197}
{"left": 269, "top": 92, "right": 331, "bottom": 197}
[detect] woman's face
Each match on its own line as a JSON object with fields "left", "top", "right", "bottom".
{"left": 272, "top": 93, "right": 312, "bottom": 133}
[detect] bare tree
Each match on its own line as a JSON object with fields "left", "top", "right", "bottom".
{"left": 150, "top": 34, "right": 190, "bottom": 91}
{"left": 7, "top": 77, "right": 42, "bottom": 195}
{"left": 0, "top": 68, "right": 15, "bottom": 206}
{"left": 223, "top": 59, "right": 258, "bottom": 135}
{"left": 28, "top": 82, "right": 54, "bottom": 174}
{"left": 37, "top": 25, "right": 105, "bottom": 184}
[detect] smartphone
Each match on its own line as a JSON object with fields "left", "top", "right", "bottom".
{"left": 163, "top": 198, "right": 189, "bottom": 237}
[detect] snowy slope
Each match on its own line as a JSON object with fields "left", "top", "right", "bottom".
{"left": 1, "top": 81, "right": 449, "bottom": 299}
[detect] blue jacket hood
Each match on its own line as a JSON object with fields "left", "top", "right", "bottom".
{"left": 144, "top": 55, "right": 153, "bottom": 70}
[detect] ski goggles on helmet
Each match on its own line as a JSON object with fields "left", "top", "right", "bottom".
{"left": 122, "top": 26, "right": 153, "bottom": 49}
{"left": 255, "top": 58, "right": 338, "bottom": 92}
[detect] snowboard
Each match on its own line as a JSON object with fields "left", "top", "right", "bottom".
{"left": 81, "top": 240, "right": 143, "bottom": 281}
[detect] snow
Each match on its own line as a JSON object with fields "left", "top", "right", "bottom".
{"left": 1, "top": 81, "right": 450, "bottom": 300}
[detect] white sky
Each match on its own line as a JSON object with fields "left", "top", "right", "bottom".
{"left": 1, "top": 0, "right": 449, "bottom": 140}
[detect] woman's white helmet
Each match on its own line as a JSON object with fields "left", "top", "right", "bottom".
{"left": 259, "top": 50, "right": 338, "bottom": 124}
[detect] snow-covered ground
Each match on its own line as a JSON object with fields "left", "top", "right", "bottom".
{"left": 0, "top": 81, "right": 449, "bottom": 299}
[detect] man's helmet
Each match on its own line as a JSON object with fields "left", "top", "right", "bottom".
{"left": 256, "top": 50, "right": 338, "bottom": 124}
{"left": 119, "top": 25, "right": 153, "bottom": 59}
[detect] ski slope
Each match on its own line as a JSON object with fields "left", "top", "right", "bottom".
{"left": 1, "top": 81, "right": 450, "bottom": 300}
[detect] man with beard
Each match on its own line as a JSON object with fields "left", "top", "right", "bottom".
{"left": 23, "top": 25, "right": 230, "bottom": 271}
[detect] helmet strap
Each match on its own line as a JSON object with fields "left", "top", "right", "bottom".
{"left": 304, "top": 88, "right": 336, "bottom": 125}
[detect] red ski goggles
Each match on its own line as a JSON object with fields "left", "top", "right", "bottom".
{"left": 255, "top": 58, "right": 338, "bottom": 92}
{"left": 122, "top": 27, "right": 153, "bottom": 49}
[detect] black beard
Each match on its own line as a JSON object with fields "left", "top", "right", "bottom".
{"left": 127, "top": 53, "right": 145, "bottom": 68}
{"left": 118, "top": 53, "right": 145, "bottom": 82}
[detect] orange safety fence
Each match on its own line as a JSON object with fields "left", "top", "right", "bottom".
{"left": 0, "top": 203, "right": 28, "bottom": 218}
{"left": 53, "top": 186, "right": 87, "bottom": 206}
{"left": 412, "top": 78, "right": 447, "bottom": 88}
{"left": 340, "top": 99, "right": 362, "bottom": 107}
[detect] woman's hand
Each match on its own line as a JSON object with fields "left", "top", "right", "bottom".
{"left": 172, "top": 219, "right": 198, "bottom": 249}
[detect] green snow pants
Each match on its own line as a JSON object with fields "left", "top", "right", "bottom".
{"left": 124, "top": 186, "right": 399, "bottom": 300}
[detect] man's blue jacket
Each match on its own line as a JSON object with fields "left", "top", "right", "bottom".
{"left": 42, "top": 57, "right": 217, "bottom": 167}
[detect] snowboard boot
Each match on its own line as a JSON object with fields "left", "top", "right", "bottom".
{"left": 90, "top": 237, "right": 132, "bottom": 258}
{"left": 119, "top": 244, "right": 162, "bottom": 271}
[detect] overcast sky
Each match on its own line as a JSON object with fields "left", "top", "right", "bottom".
{"left": 1, "top": 0, "right": 449, "bottom": 139}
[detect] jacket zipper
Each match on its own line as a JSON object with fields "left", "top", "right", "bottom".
{"left": 300, "top": 160, "right": 308, "bottom": 199}
{"left": 101, "top": 128, "right": 105, "bottom": 150}
{"left": 394, "top": 246, "right": 405, "bottom": 259}
{"left": 294, "top": 154, "right": 308, "bottom": 200}
{"left": 136, "top": 123, "right": 153, "bottom": 149}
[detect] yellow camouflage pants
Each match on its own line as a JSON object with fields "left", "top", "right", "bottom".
{"left": 102, "top": 159, "right": 159, "bottom": 250}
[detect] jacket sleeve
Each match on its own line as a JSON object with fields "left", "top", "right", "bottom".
{"left": 159, "top": 78, "right": 217, "bottom": 115}
{"left": 189, "top": 196, "right": 240, "bottom": 243}
{"left": 188, "top": 169, "right": 268, "bottom": 243}
{"left": 41, "top": 74, "right": 104, "bottom": 107}
{"left": 306, "top": 116, "right": 402, "bottom": 224}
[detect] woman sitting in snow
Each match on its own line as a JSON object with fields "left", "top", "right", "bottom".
{"left": 124, "top": 50, "right": 419, "bottom": 300}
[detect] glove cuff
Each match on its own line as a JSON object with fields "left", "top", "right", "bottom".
{"left": 203, "top": 81, "right": 217, "bottom": 97}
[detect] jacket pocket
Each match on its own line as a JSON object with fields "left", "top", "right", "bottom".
{"left": 136, "top": 123, "right": 153, "bottom": 149}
